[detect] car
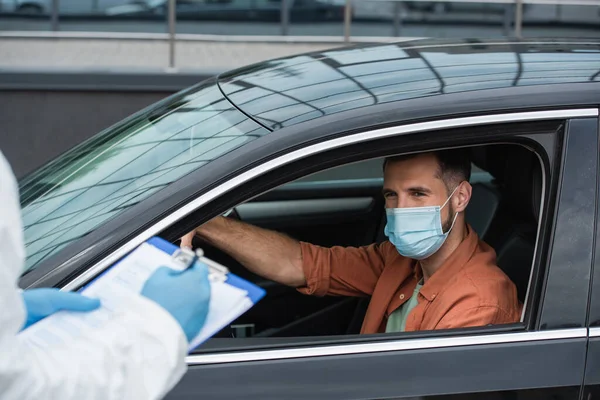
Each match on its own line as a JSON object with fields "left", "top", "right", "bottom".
{"left": 0, "top": 0, "right": 136, "bottom": 15}
{"left": 0, "top": 0, "right": 46, "bottom": 14}
{"left": 16, "top": 38, "right": 600, "bottom": 399}
{"left": 106, "top": 0, "right": 346, "bottom": 21}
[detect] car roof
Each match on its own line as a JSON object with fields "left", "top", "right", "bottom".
{"left": 218, "top": 38, "right": 600, "bottom": 131}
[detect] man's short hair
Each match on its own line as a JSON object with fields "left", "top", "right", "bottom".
{"left": 383, "top": 149, "right": 472, "bottom": 193}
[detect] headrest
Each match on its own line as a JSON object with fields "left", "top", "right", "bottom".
{"left": 500, "top": 146, "right": 542, "bottom": 222}
{"left": 470, "top": 145, "right": 506, "bottom": 182}
{"left": 466, "top": 183, "right": 500, "bottom": 238}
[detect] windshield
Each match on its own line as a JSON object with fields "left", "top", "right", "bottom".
{"left": 19, "top": 81, "right": 269, "bottom": 273}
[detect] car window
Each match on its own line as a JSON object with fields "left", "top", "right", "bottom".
{"left": 18, "top": 81, "right": 270, "bottom": 273}
{"left": 172, "top": 141, "right": 546, "bottom": 349}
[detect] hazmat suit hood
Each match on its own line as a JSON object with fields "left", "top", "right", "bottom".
{"left": 0, "top": 150, "right": 26, "bottom": 331}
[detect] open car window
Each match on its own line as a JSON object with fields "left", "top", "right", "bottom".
{"left": 175, "top": 141, "right": 545, "bottom": 352}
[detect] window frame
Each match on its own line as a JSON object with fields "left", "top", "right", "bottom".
{"left": 59, "top": 108, "right": 597, "bottom": 365}
{"left": 184, "top": 136, "right": 549, "bottom": 354}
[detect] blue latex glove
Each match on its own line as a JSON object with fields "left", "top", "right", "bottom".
{"left": 21, "top": 288, "right": 101, "bottom": 330}
{"left": 141, "top": 262, "right": 211, "bottom": 342}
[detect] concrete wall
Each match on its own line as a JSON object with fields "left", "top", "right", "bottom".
{"left": 0, "top": 70, "right": 216, "bottom": 178}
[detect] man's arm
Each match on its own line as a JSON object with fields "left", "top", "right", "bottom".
{"left": 184, "top": 216, "right": 391, "bottom": 297}
{"left": 185, "top": 216, "right": 306, "bottom": 287}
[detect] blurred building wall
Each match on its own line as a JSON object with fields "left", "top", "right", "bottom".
{"left": 0, "top": 72, "right": 212, "bottom": 178}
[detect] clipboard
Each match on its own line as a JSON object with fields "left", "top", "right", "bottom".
{"left": 142, "top": 236, "right": 266, "bottom": 350}
{"left": 146, "top": 236, "right": 266, "bottom": 304}
{"left": 21, "top": 236, "right": 265, "bottom": 353}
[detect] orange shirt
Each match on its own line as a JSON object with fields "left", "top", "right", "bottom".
{"left": 298, "top": 225, "right": 521, "bottom": 334}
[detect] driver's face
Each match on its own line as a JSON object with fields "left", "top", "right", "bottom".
{"left": 383, "top": 153, "right": 450, "bottom": 213}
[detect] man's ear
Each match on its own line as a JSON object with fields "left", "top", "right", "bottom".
{"left": 454, "top": 181, "right": 472, "bottom": 213}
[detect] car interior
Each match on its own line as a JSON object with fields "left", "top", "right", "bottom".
{"left": 177, "top": 143, "right": 543, "bottom": 341}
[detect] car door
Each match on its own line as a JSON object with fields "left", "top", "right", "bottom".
{"left": 159, "top": 112, "right": 596, "bottom": 399}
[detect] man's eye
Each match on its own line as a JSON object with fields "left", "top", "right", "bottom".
{"left": 412, "top": 192, "right": 425, "bottom": 197}
{"left": 384, "top": 192, "right": 396, "bottom": 199}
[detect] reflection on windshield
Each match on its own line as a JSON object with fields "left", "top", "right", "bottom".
{"left": 19, "top": 82, "right": 269, "bottom": 273}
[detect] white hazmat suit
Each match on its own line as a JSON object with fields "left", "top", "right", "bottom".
{"left": 0, "top": 150, "right": 189, "bottom": 400}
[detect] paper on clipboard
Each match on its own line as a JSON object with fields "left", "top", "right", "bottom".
{"left": 19, "top": 241, "right": 262, "bottom": 353}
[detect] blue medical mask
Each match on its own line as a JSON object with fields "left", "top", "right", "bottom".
{"left": 384, "top": 186, "right": 459, "bottom": 260}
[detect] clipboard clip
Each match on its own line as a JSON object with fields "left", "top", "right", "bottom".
{"left": 172, "top": 247, "right": 229, "bottom": 283}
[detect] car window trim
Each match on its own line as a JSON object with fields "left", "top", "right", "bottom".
{"left": 521, "top": 149, "right": 546, "bottom": 322}
{"left": 184, "top": 328, "right": 587, "bottom": 365}
{"left": 590, "top": 327, "right": 600, "bottom": 337}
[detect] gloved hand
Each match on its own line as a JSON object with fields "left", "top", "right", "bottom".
{"left": 141, "top": 262, "right": 211, "bottom": 342}
{"left": 21, "top": 288, "right": 101, "bottom": 330}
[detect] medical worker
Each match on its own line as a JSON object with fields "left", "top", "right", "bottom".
{"left": 0, "top": 150, "right": 210, "bottom": 400}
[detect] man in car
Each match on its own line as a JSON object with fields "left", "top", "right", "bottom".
{"left": 181, "top": 149, "right": 521, "bottom": 334}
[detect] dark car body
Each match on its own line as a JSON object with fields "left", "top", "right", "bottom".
{"left": 17, "top": 38, "right": 600, "bottom": 399}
